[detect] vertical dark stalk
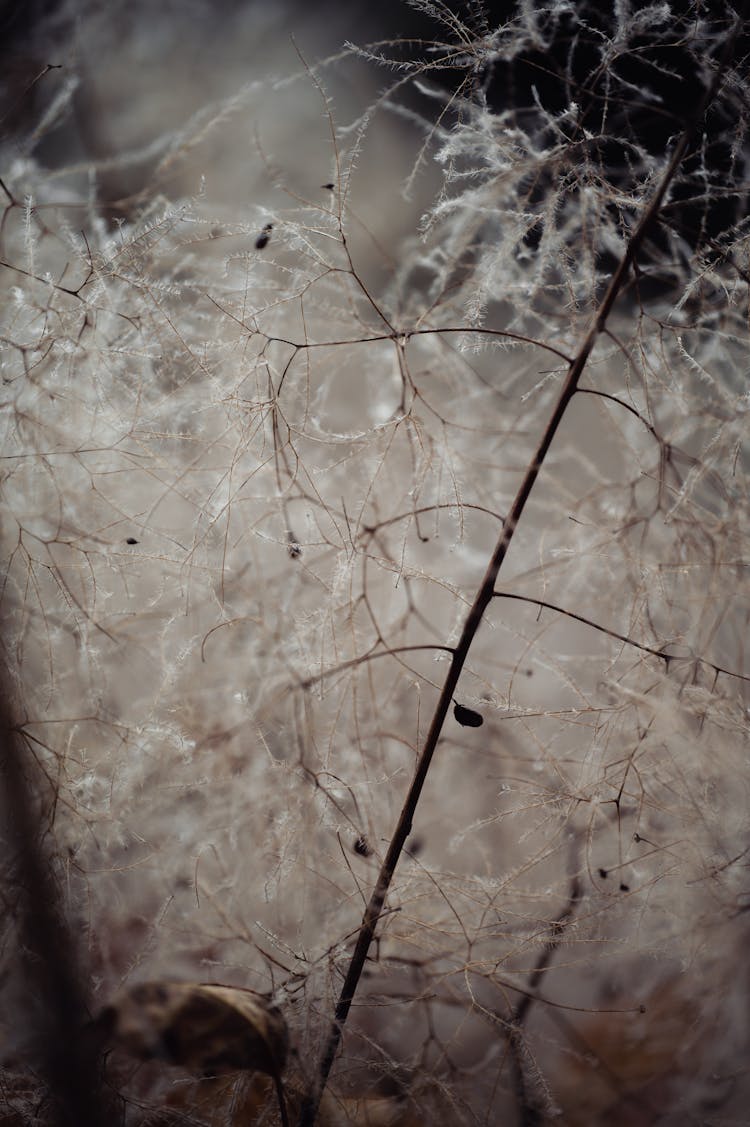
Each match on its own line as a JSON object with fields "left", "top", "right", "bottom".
{"left": 508, "top": 875, "right": 582, "bottom": 1125}
{"left": 295, "top": 19, "right": 743, "bottom": 1126}
{"left": 0, "top": 668, "right": 109, "bottom": 1127}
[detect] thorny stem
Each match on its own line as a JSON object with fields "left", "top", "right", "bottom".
{"left": 297, "top": 24, "right": 742, "bottom": 1125}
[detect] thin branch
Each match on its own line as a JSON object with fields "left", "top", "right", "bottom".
{"left": 296, "top": 30, "right": 740, "bottom": 1122}
{"left": 204, "top": 292, "right": 573, "bottom": 363}
{"left": 508, "top": 876, "right": 582, "bottom": 1126}
{"left": 493, "top": 592, "right": 750, "bottom": 684}
{"left": 296, "top": 644, "right": 455, "bottom": 691}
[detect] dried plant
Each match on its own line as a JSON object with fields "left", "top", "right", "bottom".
{"left": 1, "top": 2, "right": 749, "bottom": 1124}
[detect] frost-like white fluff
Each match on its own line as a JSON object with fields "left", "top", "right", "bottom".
{"left": 1, "top": 2, "right": 749, "bottom": 1124}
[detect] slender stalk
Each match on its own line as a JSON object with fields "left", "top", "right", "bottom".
{"left": 298, "top": 26, "right": 740, "bottom": 1125}
{"left": 509, "top": 874, "right": 582, "bottom": 1125}
{"left": 0, "top": 670, "right": 110, "bottom": 1126}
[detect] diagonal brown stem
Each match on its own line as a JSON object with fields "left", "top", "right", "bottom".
{"left": 297, "top": 27, "right": 739, "bottom": 1124}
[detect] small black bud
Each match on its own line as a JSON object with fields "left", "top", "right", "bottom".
{"left": 453, "top": 703, "right": 483, "bottom": 728}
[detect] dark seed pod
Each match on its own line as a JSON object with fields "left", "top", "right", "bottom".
{"left": 287, "top": 532, "right": 302, "bottom": 559}
{"left": 453, "top": 702, "right": 483, "bottom": 728}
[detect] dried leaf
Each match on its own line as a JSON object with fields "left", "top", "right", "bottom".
{"left": 97, "top": 980, "right": 288, "bottom": 1078}
{"left": 319, "top": 1092, "right": 423, "bottom": 1126}
{"left": 453, "top": 702, "right": 483, "bottom": 728}
{"left": 551, "top": 976, "right": 701, "bottom": 1126}
{"left": 258, "top": 1086, "right": 424, "bottom": 1127}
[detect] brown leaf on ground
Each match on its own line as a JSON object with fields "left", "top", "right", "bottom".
{"left": 96, "top": 980, "right": 289, "bottom": 1078}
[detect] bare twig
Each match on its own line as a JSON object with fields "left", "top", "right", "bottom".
{"left": 508, "top": 874, "right": 582, "bottom": 1126}
{"left": 297, "top": 25, "right": 741, "bottom": 1122}
{"left": 493, "top": 592, "right": 750, "bottom": 685}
